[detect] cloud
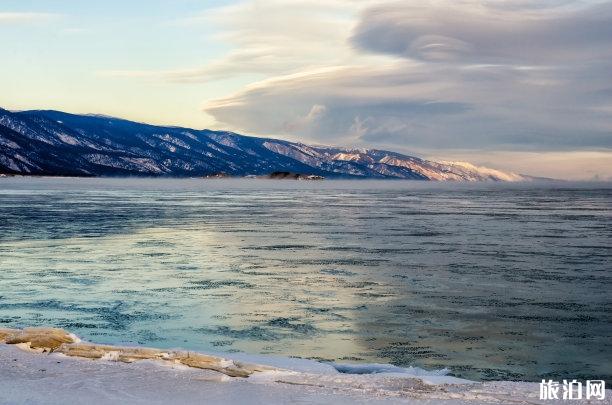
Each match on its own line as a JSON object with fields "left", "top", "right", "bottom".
{"left": 351, "top": 0, "right": 612, "bottom": 64}
{"left": 205, "top": 60, "right": 611, "bottom": 150}
{"left": 102, "top": 0, "right": 371, "bottom": 83}
{"left": 0, "top": 12, "right": 60, "bottom": 24}
{"left": 205, "top": 63, "right": 475, "bottom": 145}
{"left": 282, "top": 104, "right": 327, "bottom": 132}
{"left": 203, "top": 0, "right": 612, "bottom": 154}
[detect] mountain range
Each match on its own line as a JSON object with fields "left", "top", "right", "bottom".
{"left": 0, "top": 108, "right": 527, "bottom": 181}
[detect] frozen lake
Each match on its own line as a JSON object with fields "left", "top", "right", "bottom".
{"left": 0, "top": 177, "right": 610, "bottom": 383}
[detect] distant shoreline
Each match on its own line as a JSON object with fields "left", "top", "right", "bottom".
{"left": 1, "top": 172, "right": 571, "bottom": 183}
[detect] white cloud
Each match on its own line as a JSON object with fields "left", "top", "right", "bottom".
{"left": 102, "top": 0, "right": 378, "bottom": 82}
{"left": 0, "top": 12, "right": 60, "bottom": 24}
{"left": 282, "top": 104, "right": 327, "bottom": 132}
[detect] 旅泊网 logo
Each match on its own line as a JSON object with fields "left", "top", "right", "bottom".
{"left": 539, "top": 379, "right": 606, "bottom": 400}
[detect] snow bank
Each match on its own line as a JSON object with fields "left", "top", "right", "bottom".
{"left": 1, "top": 328, "right": 608, "bottom": 404}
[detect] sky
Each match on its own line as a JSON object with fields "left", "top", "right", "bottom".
{"left": 1, "top": 0, "right": 611, "bottom": 180}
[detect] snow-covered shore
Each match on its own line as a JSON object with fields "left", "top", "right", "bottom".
{"left": 0, "top": 345, "right": 498, "bottom": 404}
{"left": 0, "top": 328, "right": 608, "bottom": 404}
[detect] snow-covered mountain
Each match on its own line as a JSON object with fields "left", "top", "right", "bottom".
{"left": 0, "top": 108, "right": 527, "bottom": 181}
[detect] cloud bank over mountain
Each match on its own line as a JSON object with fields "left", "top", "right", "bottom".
{"left": 196, "top": 0, "right": 612, "bottom": 179}
{"left": 204, "top": 1, "right": 612, "bottom": 153}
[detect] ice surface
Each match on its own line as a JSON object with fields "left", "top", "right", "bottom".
{"left": 0, "top": 179, "right": 610, "bottom": 384}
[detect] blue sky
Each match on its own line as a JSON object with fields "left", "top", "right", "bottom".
{"left": 1, "top": 0, "right": 611, "bottom": 179}
{"left": 1, "top": 0, "right": 246, "bottom": 126}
